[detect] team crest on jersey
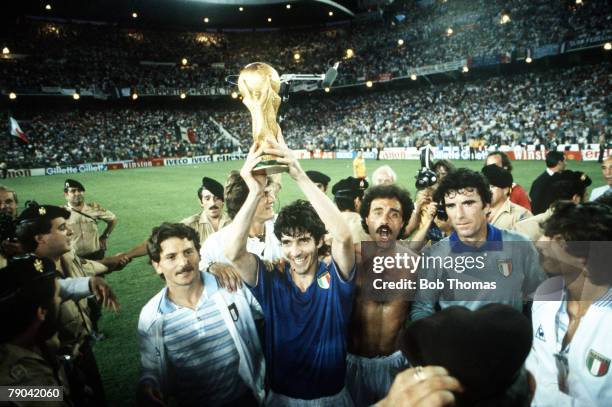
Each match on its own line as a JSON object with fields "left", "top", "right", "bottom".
{"left": 535, "top": 324, "right": 546, "bottom": 342}
{"left": 586, "top": 350, "right": 610, "bottom": 377}
{"left": 317, "top": 272, "right": 331, "bottom": 289}
{"left": 497, "top": 259, "right": 513, "bottom": 277}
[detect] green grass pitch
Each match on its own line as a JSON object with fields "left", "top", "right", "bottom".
{"left": 2, "top": 158, "right": 605, "bottom": 405}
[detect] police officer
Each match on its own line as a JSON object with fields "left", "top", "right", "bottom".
{"left": 16, "top": 203, "right": 121, "bottom": 406}
{"left": 0, "top": 185, "right": 20, "bottom": 268}
{"left": 332, "top": 176, "right": 370, "bottom": 244}
{"left": 180, "top": 177, "right": 231, "bottom": 245}
{"left": 306, "top": 171, "right": 331, "bottom": 193}
{"left": 0, "top": 255, "right": 72, "bottom": 405}
{"left": 63, "top": 179, "right": 117, "bottom": 261}
{"left": 481, "top": 164, "right": 532, "bottom": 231}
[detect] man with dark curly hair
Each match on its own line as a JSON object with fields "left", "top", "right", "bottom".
{"left": 411, "top": 169, "right": 546, "bottom": 321}
{"left": 225, "top": 137, "right": 356, "bottom": 405}
{"left": 527, "top": 201, "right": 612, "bottom": 405}
{"left": 346, "top": 184, "right": 416, "bottom": 407}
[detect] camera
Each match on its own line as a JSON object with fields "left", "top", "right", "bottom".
{"left": 415, "top": 168, "right": 438, "bottom": 190}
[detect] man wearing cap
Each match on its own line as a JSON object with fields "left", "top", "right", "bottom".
{"left": 137, "top": 223, "right": 265, "bottom": 406}
{"left": 481, "top": 164, "right": 532, "bottom": 231}
{"left": 589, "top": 156, "right": 612, "bottom": 201}
{"left": 411, "top": 169, "right": 546, "bottom": 321}
{"left": 15, "top": 203, "right": 122, "bottom": 405}
{"left": 530, "top": 151, "right": 566, "bottom": 215}
{"left": 515, "top": 170, "right": 591, "bottom": 242}
{"left": 346, "top": 184, "right": 416, "bottom": 407}
{"left": 0, "top": 255, "right": 71, "bottom": 400}
{"left": 528, "top": 201, "right": 612, "bottom": 405}
{"left": 486, "top": 151, "right": 531, "bottom": 211}
{"left": 63, "top": 179, "right": 117, "bottom": 261}
{"left": 333, "top": 176, "right": 371, "bottom": 244}
{"left": 306, "top": 170, "right": 331, "bottom": 193}
{"left": 199, "top": 172, "right": 282, "bottom": 292}
{"left": 180, "top": 177, "right": 231, "bottom": 245}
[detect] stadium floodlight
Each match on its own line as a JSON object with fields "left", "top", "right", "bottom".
{"left": 410, "top": 74, "right": 417, "bottom": 80}
{"left": 9, "top": 92, "right": 16, "bottom": 100}
{"left": 526, "top": 57, "right": 533, "bottom": 63}
{"left": 462, "top": 66, "right": 469, "bottom": 73}
{"left": 294, "top": 53, "right": 301, "bottom": 61}
{"left": 180, "top": 93, "right": 187, "bottom": 99}
{"left": 73, "top": 93, "right": 80, "bottom": 100}
{"left": 447, "top": 27, "right": 453, "bottom": 36}
{"left": 398, "top": 39, "right": 404, "bottom": 46}
{"left": 231, "top": 91, "right": 238, "bottom": 99}
{"left": 204, "top": 17, "right": 209, "bottom": 23}
{"left": 366, "top": 81, "right": 373, "bottom": 88}
{"left": 2, "top": 47, "right": 9, "bottom": 55}
{"left": 132, "top": 12, "right": 138, "bottom": 19}
{"left": 45, "top": 4, "right": 52, "bottom": 11}
{"left": 605, "top": 42, "right": 612, "bottom": 51}
{"left": 345, "top": 49, "right": 354, "bottom": 58}
{"left": 181, "top": 58, "right": 188, "bottom": 66}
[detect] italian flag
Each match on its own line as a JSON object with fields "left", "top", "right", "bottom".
{"left": 176, "top": 125, "right": 197, "bottom": 144}
{"left": 9, "top": 117, "right": 29, "bottom": 144}
{"left": 586, "top": 350, "right": 610, "bottom": 377}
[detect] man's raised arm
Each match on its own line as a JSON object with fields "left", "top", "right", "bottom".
{"left": 268, "top": 136, "right": 355, "bottom": 279}
{"left": 223, "top": 145, "right": 267, "bottom": 286}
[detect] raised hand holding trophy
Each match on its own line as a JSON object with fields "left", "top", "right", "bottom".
{"left": 238, "top": 62, "right": 288, "bottom": 175}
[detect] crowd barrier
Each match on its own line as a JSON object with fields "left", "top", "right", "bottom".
{"left": 5, "top": 147, "right": 608, "bottom": 179}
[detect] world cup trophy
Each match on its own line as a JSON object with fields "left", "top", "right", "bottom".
{"left": 238, "top": 62, "right": 288, "bottom": 175}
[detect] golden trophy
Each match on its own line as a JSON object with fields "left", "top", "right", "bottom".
{"left": 238, "top": 62, "right": 288, "bottom": 175}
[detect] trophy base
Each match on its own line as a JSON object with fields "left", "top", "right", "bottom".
{"left": 253, "top": 160, "right": 288, "bottom": 175}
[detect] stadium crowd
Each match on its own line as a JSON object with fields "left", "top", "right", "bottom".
{"left": 2, "top": 62, "right": 609, "bottom": 169}
{"left": 1, "top": 0, "right": 610, "bottom": 93}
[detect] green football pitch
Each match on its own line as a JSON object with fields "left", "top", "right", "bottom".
{"left": 2, "top": 158, "right": 605, "bottom": 405}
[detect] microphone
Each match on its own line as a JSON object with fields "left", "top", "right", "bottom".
{"left": 322, "top": 62, "right": 340, "bottom": 88}
{"left": 278, "top": 61, "right": 340, "bottom": 87}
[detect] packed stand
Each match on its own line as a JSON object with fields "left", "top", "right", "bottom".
{"left": 1, "top": 0, "right": 610, "bottom": 94}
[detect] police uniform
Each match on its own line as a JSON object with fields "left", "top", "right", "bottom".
{"left": 306, "top": 171, "right": 331, "bottom": 191}
{"left": 489, "top": 199, "right": 532, "bottom": 231}
{"left": 526, "top": 277, "right": 612, "bottom": 406}
{"left": 0, "top": 255, "right": 72, "bottom": 406}
{"left": 15, "top": 205, "right": 107, "bottom": 405}
{"left": 181, "top": 212, "right": 231, "bottom": 246}
{"left": 332, "top": 177, "right": 370, "bottom": 244}
{"left": 181, "top": 177, "right": 231, "bottom": 245}
{"left": 515, "top": 208, "right": 552, "bottom": 241}
{"left": 63, "top": 180, "right": 116, "bottom": 260}
{"left": 64, "top": 202, "right": 116, "bottom": 260}
{"left": 0, "top": 344, "right": 70, "bottom": 406}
